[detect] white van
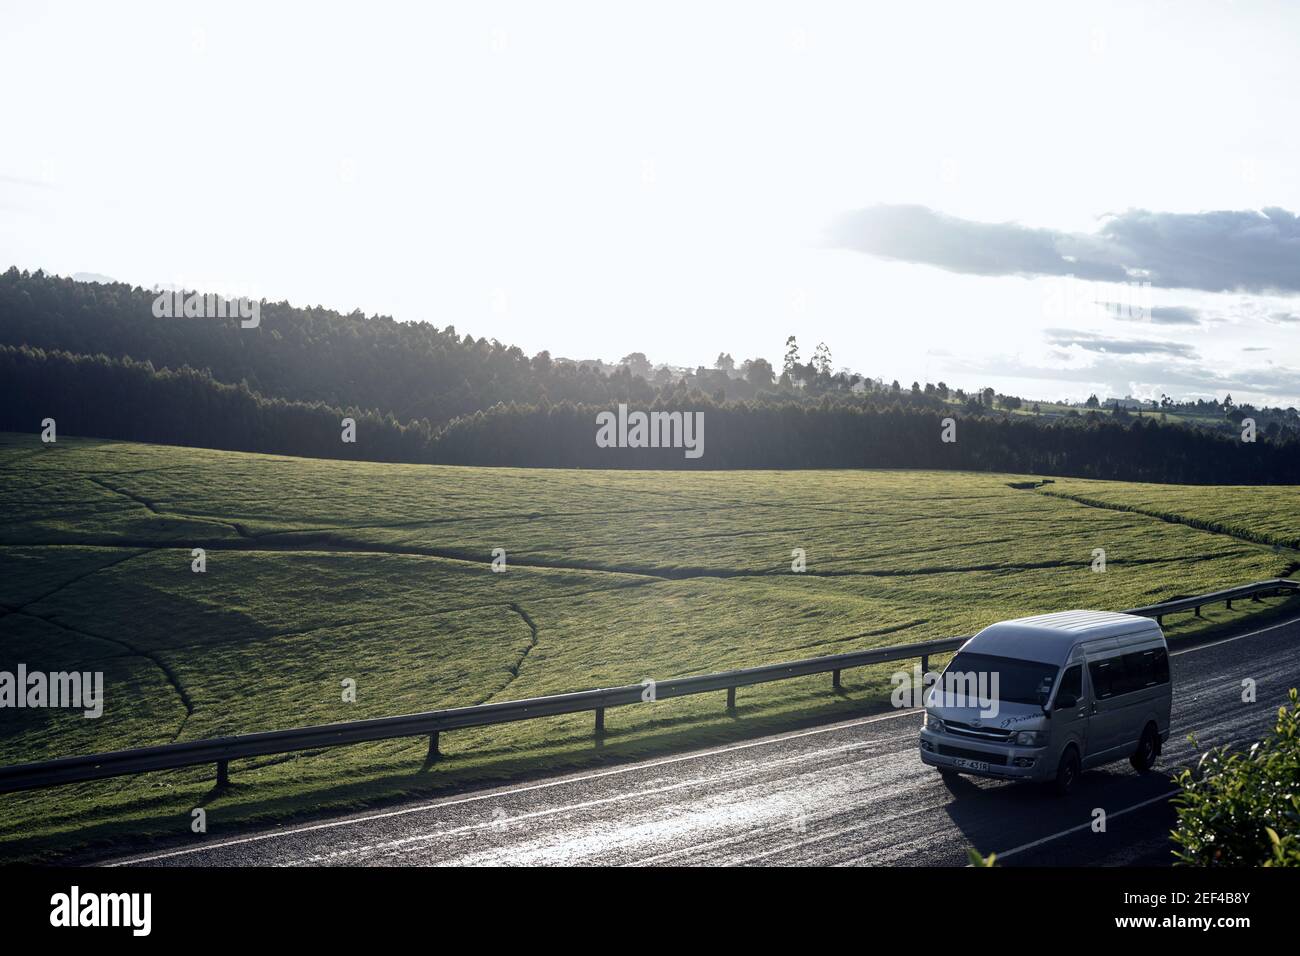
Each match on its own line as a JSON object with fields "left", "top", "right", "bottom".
{"left": 918, "top": 610, "right": 1171, "bottom": 794}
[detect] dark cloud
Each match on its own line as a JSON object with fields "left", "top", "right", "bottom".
{"left": 1269, "top": 311, "right": 1300, "bottom": 323}
{"left": 1044, "top": 329, "right": 1198, "bottom": 358}
{"left": 830, "top": 204, "right": 1300, "bottom": 294}
{"left": 828, "top": 204, "right": 1126, "bottom": 283}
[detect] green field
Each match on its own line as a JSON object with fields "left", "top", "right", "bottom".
{"left": 1, "top": 432, "right": 1297, "bottom": 861}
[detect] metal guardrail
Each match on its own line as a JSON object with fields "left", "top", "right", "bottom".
{"left": 1, "top": 578, "right": 1296, "bottom": 795}
{"left": 1124, "top": 578, "right": 1297, "bottom": 623}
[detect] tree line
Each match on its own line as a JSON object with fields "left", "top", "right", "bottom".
{"left": 4, "top": 344, "right": 1295, "bottom": 484}
{"left": 9, "top": 268, "right": 1294, "bottom": 435}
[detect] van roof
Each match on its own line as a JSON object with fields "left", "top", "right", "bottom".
{"left": 960, "top": 610, "right": 1161, "bottom": 665}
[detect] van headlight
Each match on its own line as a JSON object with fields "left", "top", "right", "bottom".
{"left": 925, "top": 713, "right": 945, "bottom": 734}
{"left": 1011, "top": 730, "right": 1048, "bottom": 747}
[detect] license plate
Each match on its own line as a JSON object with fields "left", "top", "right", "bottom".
{"left": 953, "top": 758, "right": 989, "bottom": 772}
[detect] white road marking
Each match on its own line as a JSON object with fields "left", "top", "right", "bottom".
{"left": 987, "top": 790, "right": 1178, "bottom": 863}
{"left": 1170, "top": 613, "right": 1300, "bottom": 655}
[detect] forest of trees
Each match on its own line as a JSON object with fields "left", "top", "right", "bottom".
{"left": 0, "top": 345, "right": 432, "bottom": 461}
{"left": 3, "top": 268, "right": 1298, "bottom": 483}
{"left": 434, "top": 399, "right": 1294, "bottom": 482}
{"left": 3, "top": 342, "right": 1296, "bottom": 484}
{"left": 0, "top": 268, "right": 654, "bottom": 425}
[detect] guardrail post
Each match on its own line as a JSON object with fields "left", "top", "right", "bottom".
{"left": 832, "top": 669, "right": 841, "bottom": 690}
{"left": 1226, "top": 598, "right": 1233, "bottom": 610}
{"left": 426, "top": 732, "right": 441, "bottom": 763}
{"left": 1156, "top": 614, "right": 1163, "bottom": 625}
{"left": 726, "top": 687, "right": 736, "bottom": 712}
{"left": 1194, "top": 605, "right": 1202, "bottom": 617}
{"left": 594, "top": 708, "right": 605, "bottom": 737}
{"left": 921, "top": 655, "right": 929, "bottom": 677}
{"left": 1252, "top": 593, "right": 1262, "bottom": 603}
{"left": 216, "top": 759, "right": 229, "bottom": 788}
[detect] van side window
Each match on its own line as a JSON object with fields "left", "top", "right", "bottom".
{"left": 1153, "top": 647, "right": 1170, "bottom": 684}
{"left": 1121, "top": 647, "right": 1170, "bottom": 690}
{"left": 1058, "top": 664, "right": 1082, "bottom": 702}
{"left": 1088, "top": 658, "right": 1116, "bottom": 699}
{"left": 1091, "top": 648, "right": 1169, "bottom": 699}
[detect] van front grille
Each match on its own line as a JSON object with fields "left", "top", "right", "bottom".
{"left": 944, "top": 720, "right": 1013, "bottom": 742}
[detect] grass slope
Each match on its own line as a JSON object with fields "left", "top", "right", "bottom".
{"left": 0, "top": 432, "right": 1296, "bottom": 861}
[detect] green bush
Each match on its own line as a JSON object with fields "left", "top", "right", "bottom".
{"left": 1172, "top": 688, "right": 1300, "bottom": 866}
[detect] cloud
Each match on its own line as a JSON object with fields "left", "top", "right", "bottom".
{"left": 0, "top": 174, "right": 56, "bottom": 190}
{"left": 1149, "top": 306, "right": 1202, "bottom": 325}
{"left": 1269, "top": 311, "right": 1300, "bottom": 323}
{"left": 830, "top": 204, "right": 1300, "bottom": 294}
{"left": 1044, "top": 329, "right": 1198, "bottom": 358}
{"left": 1098, "top": 303, "right": 1202, "bottom": 325}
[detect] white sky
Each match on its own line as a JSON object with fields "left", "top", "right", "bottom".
{"left": 3, "top": 0, "right": 1299, "bottom": 405}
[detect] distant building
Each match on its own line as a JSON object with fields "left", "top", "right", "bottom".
{"left": 1108, "top": 396, "right": 1157, "bottom": 410}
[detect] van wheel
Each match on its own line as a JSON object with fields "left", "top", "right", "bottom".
{"left": 1052, "top": 747, "right": 1081, "bottom": 796}
{"left": 1130, "top": 725, "right": 1159, "bottom": 773}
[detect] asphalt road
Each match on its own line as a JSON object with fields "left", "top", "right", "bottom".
{"left": 108, "top": 614, "right": 1300, "bottom": 867}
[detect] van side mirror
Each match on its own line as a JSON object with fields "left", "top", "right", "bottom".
{"left": 1055, "top": 693, "right": 1078, "bottom": 711}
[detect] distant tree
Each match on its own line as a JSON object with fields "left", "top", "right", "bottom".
{"left": 783, "top": 336, "right": 800, "bottom": 375}
{"left": 999, "top": 394, "right": 1022, "bottom": 411}
{"left": 619, "top": 352, "right": 651, "bottom": 379}
{"left": 981, "top": 386, "right": 995, "bottom": 408}
{"left": 715, "top": 352, "right": 735, "bottom": 373}
{"left": 812, "top": 342, "right": 832, "bottom": 377}
{"left": 741, "top": 357, "right": 775, "bottom": 388}
{"left": 936, "top": 382, "right": 950, "bottom": 400}
{"left": 1085, "top": 393, "right": 1101, "bottom": 409}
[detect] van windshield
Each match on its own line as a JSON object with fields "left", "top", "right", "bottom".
{"left": 942, "top": 652, "right": 1059, "bottom": 707}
